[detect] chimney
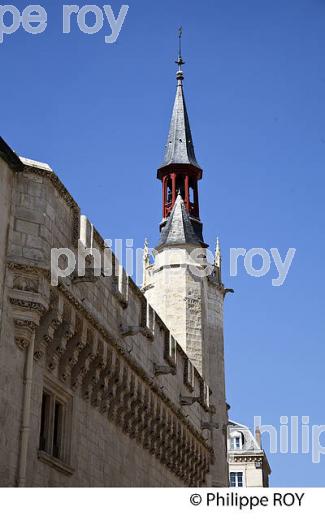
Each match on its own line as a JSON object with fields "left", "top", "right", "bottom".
{"left": 255, "top": 426, "right": 262, "bottom": 448}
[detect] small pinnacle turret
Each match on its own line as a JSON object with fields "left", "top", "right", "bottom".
{"left": 214, "top": 237, "right": 222, "bottom": 284}
{"left": 142, "top": 238, "right": 150, "bottom": 288}
{"left": 215, "top": 237, "right": 221, "bottom": 269}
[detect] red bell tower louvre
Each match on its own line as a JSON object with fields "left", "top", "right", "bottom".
{"left": 157, "top": 36, "right": 205, "bottom": 246}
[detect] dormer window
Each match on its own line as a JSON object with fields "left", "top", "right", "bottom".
{"left": 231, "top": 436, "right": 242, "bottom": 449}
{"left": 230, "top": 430, "right": 244, "bottom": 450}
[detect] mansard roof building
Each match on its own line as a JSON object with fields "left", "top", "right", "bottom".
{"left": 227, "top": 421, "right": 271, "bottom": 487}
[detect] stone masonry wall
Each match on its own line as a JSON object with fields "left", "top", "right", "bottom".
{"left": 0, "top": 158, "right": 217, "bottom": 487}
{"left": 143, "top": 241, "right": 229, "bottom": 486}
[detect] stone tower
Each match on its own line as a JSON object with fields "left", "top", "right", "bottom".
{"left": 143, "top": 48, "right": 231, "bottom": 486}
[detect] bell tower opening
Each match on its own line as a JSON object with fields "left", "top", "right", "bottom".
{"left": 162, "top": 172, "right": 200, "bottom": 220}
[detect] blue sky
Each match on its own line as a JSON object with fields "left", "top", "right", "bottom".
{"left": 1, "top": 0, "right": 325, "bottom": 486}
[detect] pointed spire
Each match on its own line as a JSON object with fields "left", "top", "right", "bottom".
{"left": 143, "top": 238, "right": 149, "bottom": 261}
{"left": 158, "top": 193, "right": 203, "bottom": 249}
{"left": 159, "top": 29, "right": 201, "bottom": 172}
{"left": 142, "top": 238, "right": 150, "bottom": 288}
{"left": 215, "top": 237, "right": 221, "bottom": 269}
{"left": 214, "top": 237, "right": 222, "bottom": 284}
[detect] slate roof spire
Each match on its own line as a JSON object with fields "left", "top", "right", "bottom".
{"left": 156, "top": 31, "right": 206, "bottom": 249}
{"left": 157, "top": 193, "right": 202, "bottom": 249}
{"left": 159, "top": 29, "right": 201, "bottom": 172}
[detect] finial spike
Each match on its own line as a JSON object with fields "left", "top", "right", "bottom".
{"left": 143, "top": 238, "right": 149, "bottom": 258}
{"left": 178, "top": 26, "right": 183, "bottom": 61}
{"left": 175, "top": 26, "right": 185, "bottom": 82}
{"left": 142, "top": 238, "right": 150, "bottom": 289}
{"left": 214, "top": 237, "right": 222, "bottom": 284}
{"left": 215, "top": 237, "right": 221, "bottom": 268}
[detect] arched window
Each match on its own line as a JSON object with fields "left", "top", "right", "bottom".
{"left": 176, "top": 176, "right": 185, "bottom": 200}
{"left": 166, "top": 177, "right": 172, "bottom": 203}
{"left": 189, "top": 186, "right": 194, "bottom": 204}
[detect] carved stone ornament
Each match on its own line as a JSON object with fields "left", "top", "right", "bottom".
{"left": 13, "top": 275, "right": 38, "bottom": 293}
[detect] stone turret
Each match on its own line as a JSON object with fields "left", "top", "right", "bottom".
{"left": 143, "top": 46, "right": 230, "bottom": 486}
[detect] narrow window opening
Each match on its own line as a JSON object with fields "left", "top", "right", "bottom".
{"left": 39, "top": 386, "right": 70, "bottom": 465}
{"left": 39, "top": 392, "right": 50, "bottom": 452}
{"left": 167, "top": 181, "right": 172, "bottom": 203}
{"left": 176, "top": 177, "right": 185, "bottom": 200}
{"left": 52, "top": 401, "right": 63, "bottom": 459}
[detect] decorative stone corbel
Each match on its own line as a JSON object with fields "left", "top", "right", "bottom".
{"left": 59, "top": 317, "right": 87, "bottom": 382}
{"left": 83, "top": 365, "right": 101, "bottom": 401}
{"left": 100, "top": 354, "right": 121, "bottom": 415}
{"left": 128, "top": 382, "right": 144, "bottom": 439}
{"left": 47, "top": 307, "right": 76, "bottom": 371}
{"left": 120, "top": 375, "right": 135, "bottom": 431}
{"left": 34, "top": 292, "right": 64, "bottom": 360}
{"left": 108, "top": 366, "right": 129, "bottom": 420}
{"left": 90, "top": 347, "right": 112, "bottom": 410}
{"left": 12, "top": 319, "right": 37, "bottom": 350}
{"left": 71, "top": 329, "right": 97, "bottom": 390}
{"left": 107, "top": 366, "right": 128, "bottom": 422}
{"left": 82, "top": 334, "right": 107, "bottom": 401}
{"left": 9, "top": 273, "right": 49, "bottom": 351}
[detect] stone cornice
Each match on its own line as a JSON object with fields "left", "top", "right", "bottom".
{"left": 231, "top": 453, "right": 264, "bottom": 463}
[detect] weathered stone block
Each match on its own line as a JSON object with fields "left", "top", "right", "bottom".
{"left": 15, "top": 219, "right": 39, "bottom": 236}
{"left": 22, "top": 247, "right": 44, "bottom": 261}
{"left": 15, "top": 207, "right": 44, "bottom": 225}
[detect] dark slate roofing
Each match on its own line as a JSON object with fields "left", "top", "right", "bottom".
{"left": 0, "top": 136, "right": 23, "bottom": 171}
{"left": 158, "top": 194, "right": 202, "bottom": 249}
{"left": 160, "top": 73, "right": 201, "bottom": 170}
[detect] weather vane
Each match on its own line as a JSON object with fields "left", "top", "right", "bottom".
{"left": 176, "top": 26, "right": 185, "bottom": 69}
